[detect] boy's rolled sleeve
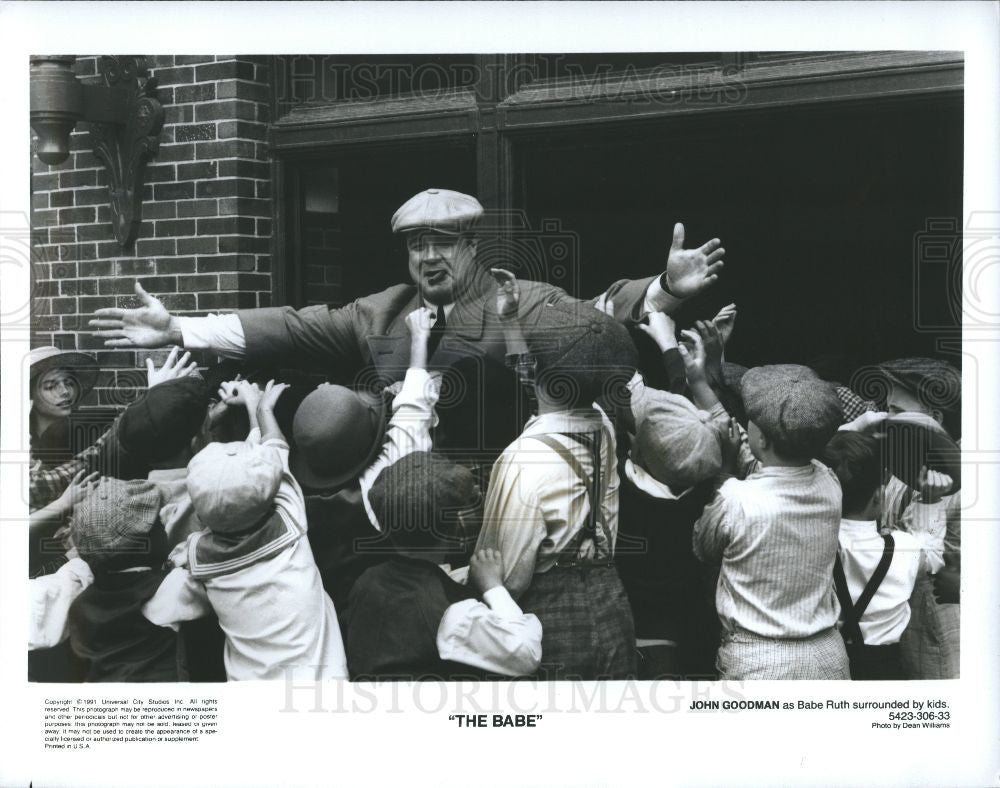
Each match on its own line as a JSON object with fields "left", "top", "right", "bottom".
{"left": 436, "top": 592, "right": 543, "bottom": 677}
{"left": 29, "top": 558, "right": 94, "bottom": 650}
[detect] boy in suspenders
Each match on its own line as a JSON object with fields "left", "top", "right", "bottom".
{"left": 475, "top": 271, "right": 639, "bottom": 679}
{"left": 821, "top": 433, "right": 923, "bottom": 679}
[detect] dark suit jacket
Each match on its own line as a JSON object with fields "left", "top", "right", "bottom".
{"left": 237, "top": 274, "right": 658, "bottom": 454}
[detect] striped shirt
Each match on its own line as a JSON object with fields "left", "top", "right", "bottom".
{"left": 693, "top": 461, "right": 843, "bottom": 638}
{"left": 477, "top": 407, "right": 619, "bottom": 599}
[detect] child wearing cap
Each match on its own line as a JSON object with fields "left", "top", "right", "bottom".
{"left": 64, "top": 478, "right": 188, "bottom": 682}
{"left": 693, "top": 364, "right": 849, "bottom": 680}
{"left": 294, "top": 306, "right": 439, "bottom": 621}
{"left": 474, "top": 271, "right": 638, "bottom": 679}
{"left": 820, "top": 432, "right": 922, "bottom": 680}
{"left": 145, "top": 379, "right": 348, "bottom": 680}
{"left": 615, "top": 325, "right": 727, "bottom": 678}
{"left": 841, "top": 356, "right": 961, "bottom": 679}
{"left": 346, "top": 451, "right": 542, "bottom": 679}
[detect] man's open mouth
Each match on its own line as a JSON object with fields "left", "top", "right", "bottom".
{"left": 424, "top": 270, "right": 449, "bottom": 286}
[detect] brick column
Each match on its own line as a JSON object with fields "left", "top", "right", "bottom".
{"left": 30, "top": 55, "right": 273, "bottom": 409}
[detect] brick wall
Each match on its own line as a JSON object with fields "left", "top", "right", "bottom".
{"left": 30, "top": 55, "right": 273, "bottom": 409}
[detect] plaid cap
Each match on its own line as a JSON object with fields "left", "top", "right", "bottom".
{"left": 741, "top": 364, "right": 843, "bottom": 458}
{"left": 72, "top": 478, "right": 162, "bottom": 565}
{"left": 632, "top": 388, "right": 722, "bottom": 490}
{"left": 391, "top": 188, "right": 483, "bottom": 235}
{"left": 187, "top": 441, "right": 283, "bottom": 534}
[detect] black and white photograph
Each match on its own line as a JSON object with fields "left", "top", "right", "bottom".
{"left": 2, "top": 3, "right": 998, "bottom": 787}
{"left": 24, "top": 49, "right": 966, "bottom": 684}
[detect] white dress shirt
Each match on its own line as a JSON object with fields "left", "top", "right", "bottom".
{"left": 436, "top": 586, "right": 543, "bottom": 676}
{"left": 837, "top": 519, "right": 922, "bottom": 645}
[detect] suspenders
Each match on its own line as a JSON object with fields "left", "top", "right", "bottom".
{"left": 528, "top": 430, "right": 614, "bottom": 566}
{"left": 833, "top": 533, "right": 896, "bottom": 646}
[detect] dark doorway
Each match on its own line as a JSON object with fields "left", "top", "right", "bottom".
{"left": 521, "top": 98, "right": 963, "bottom": 378}
{"left": 290, "top": 142, "right": 476, "bottom": 309}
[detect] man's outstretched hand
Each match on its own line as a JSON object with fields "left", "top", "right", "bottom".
{"left": 663, "top": 223, "right": 726, "bottom": 298}
{"left": 89, "top": 282, "right": 180, "bottom": 348}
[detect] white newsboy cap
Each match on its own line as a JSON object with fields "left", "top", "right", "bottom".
{"left": 391, "top": 188, "right": 483, "bottom": 234}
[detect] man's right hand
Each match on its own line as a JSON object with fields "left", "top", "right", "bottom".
{"left": 90, "top": 282, "right": 181, "bottom": 348}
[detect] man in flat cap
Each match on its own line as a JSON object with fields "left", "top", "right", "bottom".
{"left": 91, "top": 187, "right": 726, "bottom": 454}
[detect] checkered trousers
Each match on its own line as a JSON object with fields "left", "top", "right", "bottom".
{"left": 716, "top": 626, "right": 850, "bottom": 680}
{"left": 517, "top": 564, "right": 637, "bottom": 680}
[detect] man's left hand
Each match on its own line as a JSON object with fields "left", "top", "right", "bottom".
{"left": 663, "top": 222, "right": 726, "bottom": 298}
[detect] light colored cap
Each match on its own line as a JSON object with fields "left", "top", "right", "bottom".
{"left": 391, "top": 188, "right": 483, "bottom": 234}
{"left": 187, "top": 441, "right": 283, "bottom": 534}
{"left": 29, "top": 345, "right": 98, "bottom": 396}
{"left": 631, "top": 388, "right": 722, "bottom": 490}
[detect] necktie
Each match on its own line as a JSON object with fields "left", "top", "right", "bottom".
{"left": 427, "top": 305, "right": 446, "bottom": 359}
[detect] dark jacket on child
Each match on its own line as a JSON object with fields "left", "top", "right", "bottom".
{"left": 68, "top": 568, "right": 185, "bottom": 683}
{"left": 345, "top": 556, "right": 487, "bottom": 681}
{"left": 305, "top": 486, "right": 393, "bottom": 633}
{"left": 615, "top": 469, "right": 720, "bottom": 678}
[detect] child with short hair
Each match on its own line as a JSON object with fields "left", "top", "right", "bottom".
{"left": 820, "top": 432, "right": 922, "bottom": 680}
{"left": 145, "top": 379, "right": 348, "bottom": 680}
{"left": 346, "top": 451, "right": 542, "bottom": 679}
{"left": 693, "top": 364, "right": 849, "bottom": 680}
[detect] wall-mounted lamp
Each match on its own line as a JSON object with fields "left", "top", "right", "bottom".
{"left": 30, "top": 55, "right": 165, "bottom": 250}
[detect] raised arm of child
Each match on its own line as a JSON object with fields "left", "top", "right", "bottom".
{"left": 256, "top": 380, "right": 291, "bottom": 444}
{"left": 219, "top": 379, "right": 263, "bottom": 438}
{"left": 679, "top": 329, "right": 723, "bottom": 412}
{"left": 29, "top": 469, "right": 99, "bottom": 534}
{"left": 636, "top": 311, "right": 687, "bottom": 394}
{"left": 436, "top": 548, "right": 542, "bottom": 676}
{"left": 357, "top": 307, "right": 442, "bottom": 529}
{"left": 491, "top": 267, "right": 526, "bottom": 349}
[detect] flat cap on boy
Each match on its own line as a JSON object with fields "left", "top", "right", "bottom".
{"left": 391, "top": 188, "right": 483, "bottom": 235}
{"left": 741, "top": 364, "right": 843, "bottom": 458}
{"left": 72, "top": 478, "right": 162, "bottom": 565}
{"left": 632, "top": 389, "right": 722, "bottom": 490}
{"left": 187, "top": 441, "right": 283, "bottom": 534}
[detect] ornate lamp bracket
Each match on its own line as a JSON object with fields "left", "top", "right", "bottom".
{"left": 88, "top": 56, "right": 165, "bottom": 250}
{"left": 29, "top": 55, "right": 165, "bottom": 251}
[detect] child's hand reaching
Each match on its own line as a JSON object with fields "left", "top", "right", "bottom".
{"left": 490, "top": 268, "right": 520, "bottom": 321}
{"left": 679, "top": 328, "right": 709, "bottom": 385}
{"left": 469, "top": 548, "right": 505, "bottom": 595}
{"left": 53, "top": 469, "right": 100, "bottom": 517}
{"left": 258, "top": 379, "right": 289, "bottom": 412}
{"left": 693, "top": 319, "right": 724, "bottom": 378}
{"left": 146, "top": 346, "right": 199, "bottom": 388}
{"left": 637, "top": 311, "right": 678, "bottom": 351}
{"left": 712, "top": 302, "right": 737, "bottom": 347}
{"left": 405, "top": 306, "right": 436, "bottom": 369}
{"left": 226, "top": 379, "right": 262, "bottom": 412}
